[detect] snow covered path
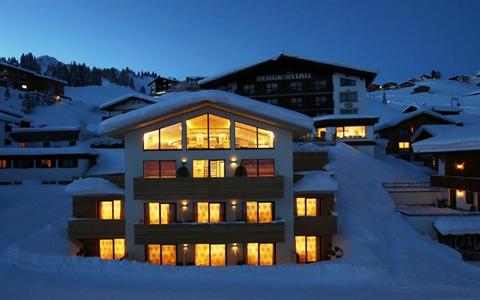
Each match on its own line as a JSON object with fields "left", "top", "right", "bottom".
{"left": 0, "top": 145, "right": 479, "bottom": 299}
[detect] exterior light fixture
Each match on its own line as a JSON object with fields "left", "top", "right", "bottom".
{"left": 455, "top": 163, "right": 465, "bottom": 170}
{"left": 232, "top": 243, "right": 238, "bottom": 256}
{"left": 181, "top": 157, "right": 188, "bottom": 163}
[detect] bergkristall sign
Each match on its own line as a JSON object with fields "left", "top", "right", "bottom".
{"left": 256, "top": 73, "right": 312, "bottom": 82}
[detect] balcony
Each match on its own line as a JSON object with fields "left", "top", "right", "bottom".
{"left": 68, "top": 219, "right": 125, "bottom": 239}
{"left": 431, "top": 175, "right": 480, "bottom": 192}
{"left": 135, "top": 221, "right": 285, "bottom": 244}
{"left": 134, "top": 176, "right": 284, "bottom": 200}
{"left": 294, "top": 215, "right": 337, "bottom": 236}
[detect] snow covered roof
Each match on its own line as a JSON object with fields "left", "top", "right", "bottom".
{"left": 0, "top": 112, "right": 19, "bottom": 123}
{"left": 294, "top": 171, "right": 338, "bottom": 193}
{"left": 65, "top": 177, "right": 124, "bottom": 196}
{"left": 412, "top": 124, "right": 480, "bottom": 153}
{"left": 99, "top": 93, "right": 156, "bottom": 110}
{"left": 375, "top": 109, "right": 457, "bottom": 132}
{"left": 199, "top": 53, "right": 377, "bottom": 86}
{"left": 11, "top": 126, "right": 80, "bottom": 133}
{"left": 0, "top": 105, "right": 24, "bottom": 118}
{"left": 464, "top": 90, "right": 480, "bottom": 97}
{"left": 434, "top": 216, "right": 480, "bottom": 235}
{"left": 313, "top": 114, "right": 379, "bottom": 127}
{"left": 86, "top": 149, "right": 124, "bottom": 176}
{"left": 0, "top": 146, "right": 97, "bottom": 156}
{"left": 0, "top": 61, "right": 68, "bottom": 85}
{"left": 100, "top": 90, "right": 314, "bottom": 137}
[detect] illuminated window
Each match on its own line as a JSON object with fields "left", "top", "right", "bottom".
{"left": 295, "top": 236, "right": 318, "bottom": 263}
{"left": 160, "top": 122, "right": 182, "bottom": 150}
{"left": 316, "top": 127, "right": 327, "bottom": 139}
{"left": 187, "top": 114, "right": 230, "bottom": 149}
{"left": 0, "top": 159, "right": 10, "bottom": 169}
{"left": 336, "top": 126, "right": 366, "bottom": 139}
{"left": 146, "top": 203, "right": 175, "bottom": 224}
{"left": 455, "top": 162, "right": 465, "bottom": 171}
{"left": 196, "top": 202, "right": 224, "bottom": 223}
{"left": 99, "top": 238, "right": 125, "bottom": 260}
{"left": 246, "top": 201, "right": 273, "bottom": 223}
{"left": 143, "top": 129, "right": 159, "bottom": 150}
{"left": 192, "top": 159, "right": 225, "bottom": 178}
{"left": 246, "top": 243, "right": 274, "bottom": 266}
{"left": 296, "top": 197, "right": 318, "bottom": 216}
{"left": 147, "top": 244, "right": 176, "bottom": 265}
{"left": 143, "top": 160, "right": 176, "bottom": 178}
{"left": 235, "top": 122, "right": 274, "bottom": 149}
{"left": 99, "top": 200, "right": 122, "bottom": 220}
{"left": 195, "top": 244, "right": 226, "bottom": 266}
{"left": 36, "top": 159, "right": 55, "bottom": 168}
{"left": 398, "top": 141, "right": 410, "bottom": 150}
{"left": 241, "top": 159, "right": 274, "bottom": 177}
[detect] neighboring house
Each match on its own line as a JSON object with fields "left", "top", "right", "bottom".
{"left": 0, "top": 61, "right": 67, "bottom": 96}
{"left": 381, "top": 82, "right": 397, "bottom": 90}
{"left": 99, "top": 93, "right": 157, "bottom": 118}
{"left": 313, "top": 114, "right": 379, "bottom": 156}
{"left": 199, "top": 53, "right": 377, "bottom": 117}
{"left": 147, "top": 76, "right": 178, "bottom": 96}
{"left": 0, "top": 146, "right": 97, "bottom": 184}
{"left": 375, "top": 110, "right": 457, "bottom": 160}
{"left": 412, "top": 85, "right": 431, "bottom": 94}
{"left": 68, "top": 89, "right": 338, "bottom": 266}
{"left": 10, "top": 126, "right": 80, "bottom": 147}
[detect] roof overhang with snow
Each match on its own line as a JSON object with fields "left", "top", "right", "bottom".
{"left": 199, "top": 54, "right": 378, "bottom": 87}
{"left": 313, "top": 114, "right": 379, "bottom": 128}
{"left": 99, "top": 93, "right": 157, "bottom": 111}
{"left": 375, "top": 110, "right": 457, "bottom": 132}
{"left": 434, "top": 216, "right": 480, "bottom": 235}
{"left": 412, "top": 124, "right": 480, "bottom": 154}
{"left": 100, "top": 90, "right": 314, "bottom": 138}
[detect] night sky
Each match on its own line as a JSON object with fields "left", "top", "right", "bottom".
{"left": 1, "top": 0, "right": 479, "bottom": 83}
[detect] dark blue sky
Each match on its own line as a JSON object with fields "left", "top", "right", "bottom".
{"left": 1, "top": 0, "right": 479, "bottom": 83}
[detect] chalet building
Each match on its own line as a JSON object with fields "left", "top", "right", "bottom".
{"left": 68, "top": 90, "right": 338, "bottom": 266}
{"left": 100, "top": 93, "right": 157, "bottom": 118}
{"left": 10, "top": 126, "right": 80, "bottom": 148}
{"left": 412, "top": 85, "right": 431, "bottom": 94}
{"left": 313, "top": 114, "right": 379, "bottom": 156}
{"left": 147, "top": 76, "right": 178, "bottom": 96}
{"left": 375, "top": 110, "right": 457, "bottom": 160}
{"left": 199, "top": 54, "right": 377, "bottom": 117}
{"left": 0, "top": 62, "right": 67, "bottom": 96}
{"left": 411, "top": 124, "right": 480, "bottom": 260}
{"left": 0, "top": 146, "right": 97, "bottom": 184}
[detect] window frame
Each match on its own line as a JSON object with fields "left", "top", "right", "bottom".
{"left": 339, "top": 91, "right": 358, "bottom": 102}
{"left": 340, "top": 77, "right": 356, "bottom": 87}
{"left": 195, "top": 243, "right": 227, "bottom": 266}
{"left": 98, "top": 199, "right": 123, "bottom": 220}
{"left": 143, "top": 160, "right": 177, "bottom": 178}
{"left": 245, "top": 201, "right": 274, "bottom": 223}
{"left": 145, "top": 202, "right": 177, "bottom": 224}
{"left": 295, "top": 235, "right": 319, "bottom": 263}
{"left": 58, "top": 158, "right": 78, "bottom": 168}
{"left": 192, "top": 159, "right": 226, "bottom": 178}
{"left": 186, "top": 114, "right": 231, "bottom": 150}
{"left": 295, "top": 197, "right": 320, "bottom": 216}
{"left": 36, "top": 159, "right": 56, "bottom": 169}
{"left": 234, "top": 122, "right": 275, "bottom": 150}
{"left": 143, "top": 122, "right": 183, "bottom": 151}
{"left": 241, "top": 159, "right": 275, "bottom": 177}
{"left": 194, "top": 202, "right": 225, "bottom": 223}
{"left": 146, "top": 244, "right": 178, "bottom": 265}
{"left": 0, "top": 159, "right": 11, "bottom": 169}
{"left": 98, "top": 238, "right": 125, "bottom": 260}
{"left": 245, "top": 243, "right": 275, "bottom": 266}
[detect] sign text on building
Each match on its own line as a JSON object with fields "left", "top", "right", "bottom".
{"left": 256, "top": 73, "right": 312, "bottom": 82}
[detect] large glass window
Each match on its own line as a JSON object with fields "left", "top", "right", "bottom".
{"left": 143, "top": 129, "right": 159, "bottom": 150}
{"left": 0, "top": 159, "right": 10, "bottom": 169}
{"left": 146, "top": 203, "right": 175, "bottom": 224}
{"left": 296, "top": 197, "right": 318, "bottom": 216}
{"left": 196, "top": 202, "right": 224, "bottom": 223}
{"left": 241, "top": 159, "right": 275, "bottom": 177}
{"left": 99, "top": 238, "right": 125, "bottom": 260}
{"left": 336, "top": 126, "right": 366, "bottom": 139}
{"left": 235, "top": 122, "right": 274, "bottom": 149}
{"left": 187, "top": 114, "right": 230, "bottom": 149}
{"left": 246, "top": 201, "right": 273, "bottom": 223}
{"left": 398, "top": 141, "right": 410, "bottom": 150}
{"left": 143, "top": 122, "right": 182, "bottom": 150}
{"left": 99, "top": 200, "right": 122, "bottom": 220}
{"left": 143, "top": 160, "right": 176, "bottom": 178}
{"left": 192, "top": 159, "right": 225, "bottom": 178}
{"left": 147, "top": 244, "right": 176, "bottom": 265}
{"left": 295, "top": 236, "right": 318, "bottom": 263}
{"left": 246, "top": 243, "right": 274, "bottom": 266}
{"left": 195, "top": 244, "right": 226, "bottom": 266}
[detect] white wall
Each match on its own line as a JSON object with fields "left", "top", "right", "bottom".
{"left": 331, "top": 73, "right": 367, "bottom": 114}
{"left": 123, "top": 106, "right": 295, "bottom": 264}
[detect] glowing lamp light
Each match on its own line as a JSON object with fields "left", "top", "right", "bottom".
{"left": 183, "top": 244, "right": 188, "bottom": 251}
{"left": 232, "top": 243, "right": 238, "bottom": 255}
{"left": 181, "top": 200, "right": 188, "bottom": 211}
{"left": 181, "top": 157, "right": 188, "bottom": 163}
{"left": 455, "top": 163, "right": 465, "bottom": 170}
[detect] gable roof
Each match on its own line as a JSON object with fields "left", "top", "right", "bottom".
{"left": 0, "top": 61, "right": 68, "bottom": 85}
{"left": 100, "top": 90, "right": 314, "bottom": 137}
{"left": 99, "top": 93, "right": 157, "bottom": 110}
{"left": 375, "top": 109, "right": 457, "bottom": 132}
{"left": 412, "top": 124, "right": 480, "bottom": 153}
{"left": 199, "top": 53, "right": 377, "bottom": 86}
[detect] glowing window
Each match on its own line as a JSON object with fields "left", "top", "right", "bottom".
{"left": 336, "top": 126, "right": 366, "bottom": 139}
{"left": 235, "top": 122, "right": 274, "bottom": 149}
{"left": 143, "top": 129, "right": 159, "bottom": 150}
{"left": 246, "top": 201, "right": 273, "bottom": 223}
{"left": 99, "top": 200, "right": 122, "bottom": 220}
{"left": 295, "top": 236, "right": 318, "bottom": 263}
{"left": 37, "top": 159, "right": 54, "bottom": 168}
{"left": 147, "top": 203, "right": 175, "bottom": 224}
{"left": 196, "top": 202, "right": 223, "bottom": 223}
{"left": 143, "top": 160, "right": 176, "bottom": 178}
{"left": 195, "top": 244, "right": 226, "bottom": 266}
{"left": 241, "top": 159, "right": 275, "bottom": 177}
{"left": 99, "top": 238, "right": 125, "bottom": 260}
{"left": 296, "top": 197, "right": 318, "bottom": 216}
{"left": 160, "top": 122, "right": 182, "bottom": 150}
{"left": 398, "top": 141, "right": 410, "bottom": 150}
{"left": 187, "top": 114, "right": 230, "bottom": 149}
{"left": 209, "top": 115, "right": 230, "bottom": 149}
{"left": 0, "top": 160, "right": 8, "bottom": 169}
{"left": 317, "top": 128, "right": 327, "bottom": 139}
{"left": 192, "top": 159, "right": 224, "bottom": 178}
{"left": 246, "top": 243, "right": 274, "bottom": 266}
{"left": 147, "top": 244, "right": 176, "bottom": 265}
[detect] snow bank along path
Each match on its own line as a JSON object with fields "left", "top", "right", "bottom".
{"left": 0, "top": 145, "right": 479, "bottom": 299}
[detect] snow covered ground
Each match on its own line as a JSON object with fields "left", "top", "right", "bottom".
{"left": 0, "top": 144, "right": 479, "bottom": 299}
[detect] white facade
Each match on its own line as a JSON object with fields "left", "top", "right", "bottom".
{"left": 332, "top": 73, "right": 367, "bottom": 115}
{"left": 123, "top": 106, "right": 296, "bottom": 263}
